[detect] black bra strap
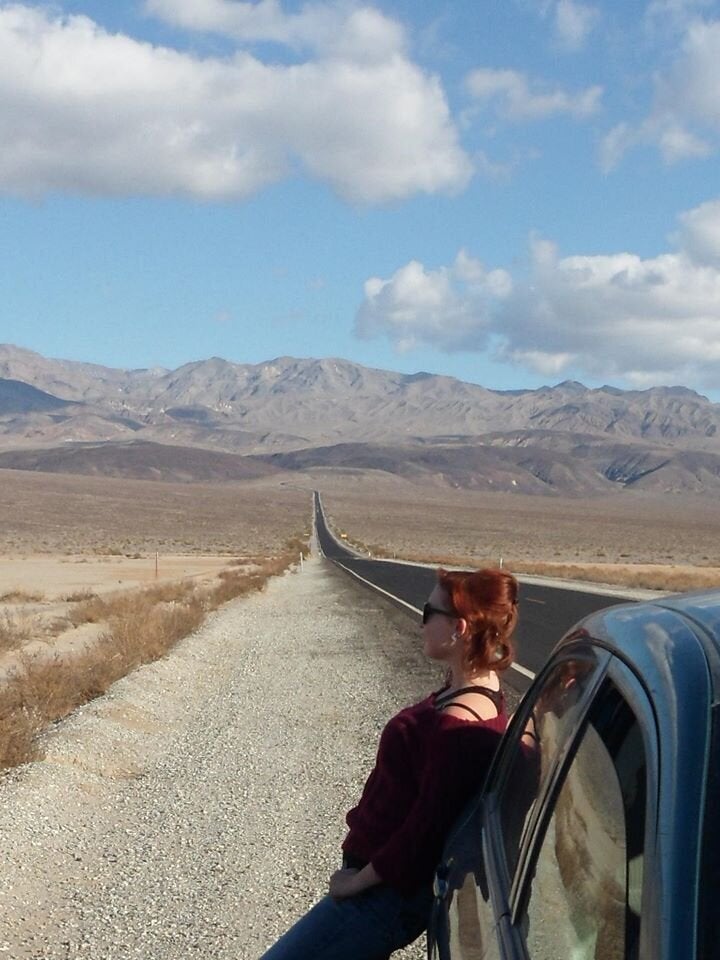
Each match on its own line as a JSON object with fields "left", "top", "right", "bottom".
{"left": 436, "top": 685, "right": 504, "bottom": 710}
{"left": 437, "top": 701, "right": 485, "bottom": 721}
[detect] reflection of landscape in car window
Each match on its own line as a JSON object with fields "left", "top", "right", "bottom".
{"left": 500, "top": 656, "right": 598, "bottom": 881}
{"left": 524, "top": 723, "right": 627, "bottom": 960}
{"left": 448, "top": 874, "right": 486, "bottom": 960}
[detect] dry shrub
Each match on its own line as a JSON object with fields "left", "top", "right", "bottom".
{"left": 106, "top": 593, "right": 206, "bottom": 668}
{"left": 0, "top": 589, "right": 44, "bottom": 603}
{"left": 284, "top": 535, "right": 311, "bottom": 559}
{"left": 206, "top": 554, "right": 293, "bottom": 608}
{"left": 0, "top": 672, "right": 44, "bottom": 769}
{"left": 0, "top": 537, "right": 308, "bottom": 773}
{"left": 43, "top": 617, "right": 73, "bottom": 638}
{"left": 0, "top": 612, "right": 33, "bottom": 653}
{"left": 63, "top": 589, "right": 97, "bottom": 603}
{"left": 358, "top": 541, "right": 720, "bottom": 593}
{"left": 142, "top": 580, "right": 196, "bottom": 605}
{"left": 511, "top": 561, "right": 720, "bottom": 592}
{"left": 68, "top": 593, "right": 112, "bottom": 626}
{"left": 69, "top": 581, "right": 197, "bottom": 627}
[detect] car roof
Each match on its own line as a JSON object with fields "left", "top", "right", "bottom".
{"left": 558, "top": 588, "right": 720, "bottom": 707}
{"left": 655, "top": 589, "right": 720, "bottom": 647}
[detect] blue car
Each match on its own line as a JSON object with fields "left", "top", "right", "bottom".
{"left": 428, "top": 590, "right": 720, "bottom": 960}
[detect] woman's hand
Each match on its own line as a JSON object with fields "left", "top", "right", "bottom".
{"left": 329, "top": 862, "right": 382, "bottom": 899}
{"left": 328, "top": 868, "right": 360, "bottom": 900}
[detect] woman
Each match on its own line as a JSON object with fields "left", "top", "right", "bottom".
{"left": 260, "top": 567, "right": 518, "bottom": 960}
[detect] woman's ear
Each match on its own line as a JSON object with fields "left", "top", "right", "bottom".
{"left": 455, "top": 617, "right": 468, "bottom": 639}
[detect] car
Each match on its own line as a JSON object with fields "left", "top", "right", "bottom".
{"left": 428, "top": 589, "right": 720, "bottom": 960}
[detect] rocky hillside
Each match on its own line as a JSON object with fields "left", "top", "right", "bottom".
{"left": 2, "top": 343, "right": 720, "bottom": 495}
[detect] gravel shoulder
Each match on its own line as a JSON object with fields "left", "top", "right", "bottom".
{"left": 0, "top": 557, "right": 447, "bottom": 960}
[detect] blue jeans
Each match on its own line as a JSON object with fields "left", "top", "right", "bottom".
{"left": 259, "top": 883, "right": 433, "bottom": 960}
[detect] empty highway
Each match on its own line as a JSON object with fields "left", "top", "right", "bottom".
{"left": 314, "top": 491, "right": 635, "bottom": 692}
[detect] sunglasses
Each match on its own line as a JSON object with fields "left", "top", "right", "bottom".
{"left": 422, "top": 602, "right": 455, "bottom": 625}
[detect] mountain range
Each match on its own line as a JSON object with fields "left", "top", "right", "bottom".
{"left": 2, "top": 342, "right": 720, "bottom": 496}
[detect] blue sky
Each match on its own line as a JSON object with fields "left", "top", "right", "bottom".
{"left": 2, "top": 0, "right": 720, "bottom": 396}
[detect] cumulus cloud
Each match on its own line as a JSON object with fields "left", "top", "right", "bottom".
{"left": 144, "top": 0, "right": 405, "bottom": 60}
{"left": 677, "top": 199, "right": 720, "bottom": 266}
{"left": 645, "top": 0, "right": 713, "bottom": 33}
{"left": 531, "top": 0, "right": 599, "bottom": 50}
{"left": 354, "top": 250, "right": 512, "bottom": 352}
{"left": 356, "top": 198, "right": 720, "bottom": 388}
{"left": 553, "top": 0, "right": 599, "bottom": 49}
{"left": 600, "top": 18, "right": 720, "bottom": 170}
{"left": 496, "top": 231, "right": 720, "bottom": 385}
{"left": 0, "top": 3, "right": 471, "bottom": 203}
{"left": 466, "top": 68, "right": 601, "bottom": 120}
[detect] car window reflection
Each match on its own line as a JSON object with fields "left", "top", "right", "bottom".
{"left": 520, "top": 689, "right": 646, "bottom": 960}
{"left": 499, "top": 655, "right": 599, "bottom": 882}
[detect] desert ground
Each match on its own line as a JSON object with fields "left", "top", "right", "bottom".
{"left": 315, "top": 470, "right": 720, "bottom": 591}
{"left": 4, "top": 464, "right": 720, "bottom": 666}
{"left": 0, "top": 554, "right": 255, "bottom": 677}
{"left": 0, "top": 553, "right": 241, "bottom": 601}
{"left": 0, "top": 469, "right": 312, "bottom": 682}
{"left": 4, "top": 466, "right": 720, "bottom": 596}
{"left": 0, "top": 468, "right": 311, "bottom": 556}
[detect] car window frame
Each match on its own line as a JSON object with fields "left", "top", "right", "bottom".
{"left": 506, "top": 656, "right": 661, "bottom": 960}
{"left": 699, "top": 702, "right": 720, "bottom": 960}
{"left": 477, "top": 640, "right": 612, "bottom": 925}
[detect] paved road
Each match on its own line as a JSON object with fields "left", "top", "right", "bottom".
{"left": 314, "top": 492, "right": 631, "bottom": 693}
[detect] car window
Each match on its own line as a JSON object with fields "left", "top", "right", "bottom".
{"left": 698, "top": 704, "right": 720, "bottom": 960}
{"left": 497, "top": 651, "right": 603, "bottom": 883}
{"left": 517, "top": 685, "right": 646, "bottom": 960}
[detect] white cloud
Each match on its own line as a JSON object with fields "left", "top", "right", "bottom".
{"left": 600, "top": 18, "right": 720, "bottom": 170}
{"left": 645, "top": 0, "right": 713, "bottom": 33}
{"left": 530, "top": 0, "right": 599, "bottom": 50}
{"left": 677, "top": 199, "right": 720, "bottom": 265}
{"left": 497, "top": 236, "right": 720, "bottom": 384}
{"left": 554, "top": 0, "right": 599, "bottom": 50}
{"left": 354, "top": 251, "right": 512, "bottom": 352}
{"left": 473, "top": 149, "right": 515, "bottom": 181}
{"left": 466, "top": 68, "right": 602, "bottom": 120}
{"left": 356, "top": 198, "right": 720, "bottom": 388}
{"left": 144, "top": 0, "right": 406, "bottom": 61}
{"left": 0, "top": 4, "right": 471, "bottom": 203}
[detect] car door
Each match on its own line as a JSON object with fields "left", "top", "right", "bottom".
{"left": 429, "top": 642, "right": 612, "bottom": 960}
{"left": 501, "top": 660, "right": 656, "bottom": 960}
{"left": 430, "top": 643, "right": 660, "bottom": 960}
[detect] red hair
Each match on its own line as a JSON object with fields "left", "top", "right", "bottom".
{"left": 437, "top": 567, "right": 518, "bottom": 674}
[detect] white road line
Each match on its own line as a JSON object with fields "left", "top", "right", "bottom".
{"left": 507, "top": 662, "right": 536, "bottom": 680}
{"left": 526, "top": 598, "right": 546, "bottom": 605}
{"left": 333, "top": 560, "right": 537, "bottom": 682}
{"left": 334, "top": 560, "right": 420, "bottom": 614}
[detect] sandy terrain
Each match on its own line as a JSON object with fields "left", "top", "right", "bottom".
{"left": 0, "top": 553, "right": 238, "bottom": 602}
{"left": 0, "top": 553, "right": 260, "bottom": 685}
{"left": 0, "top": 470, "right": 312, "bottom": 673}
{"left": 0, "top": 468, "right": 311, "bottom": 556}
{"left": 310, "top": 473, "right": 720, "bottom": 591}
{"left": 4, "top": 463, "right": 720, "bottom": 601}
{"left": 316, "top": 473, "right": 720, "bottom": 567}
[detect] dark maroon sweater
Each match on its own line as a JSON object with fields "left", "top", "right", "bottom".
{"left": 342, "top": 689, "right": 507, "bottom": 893}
